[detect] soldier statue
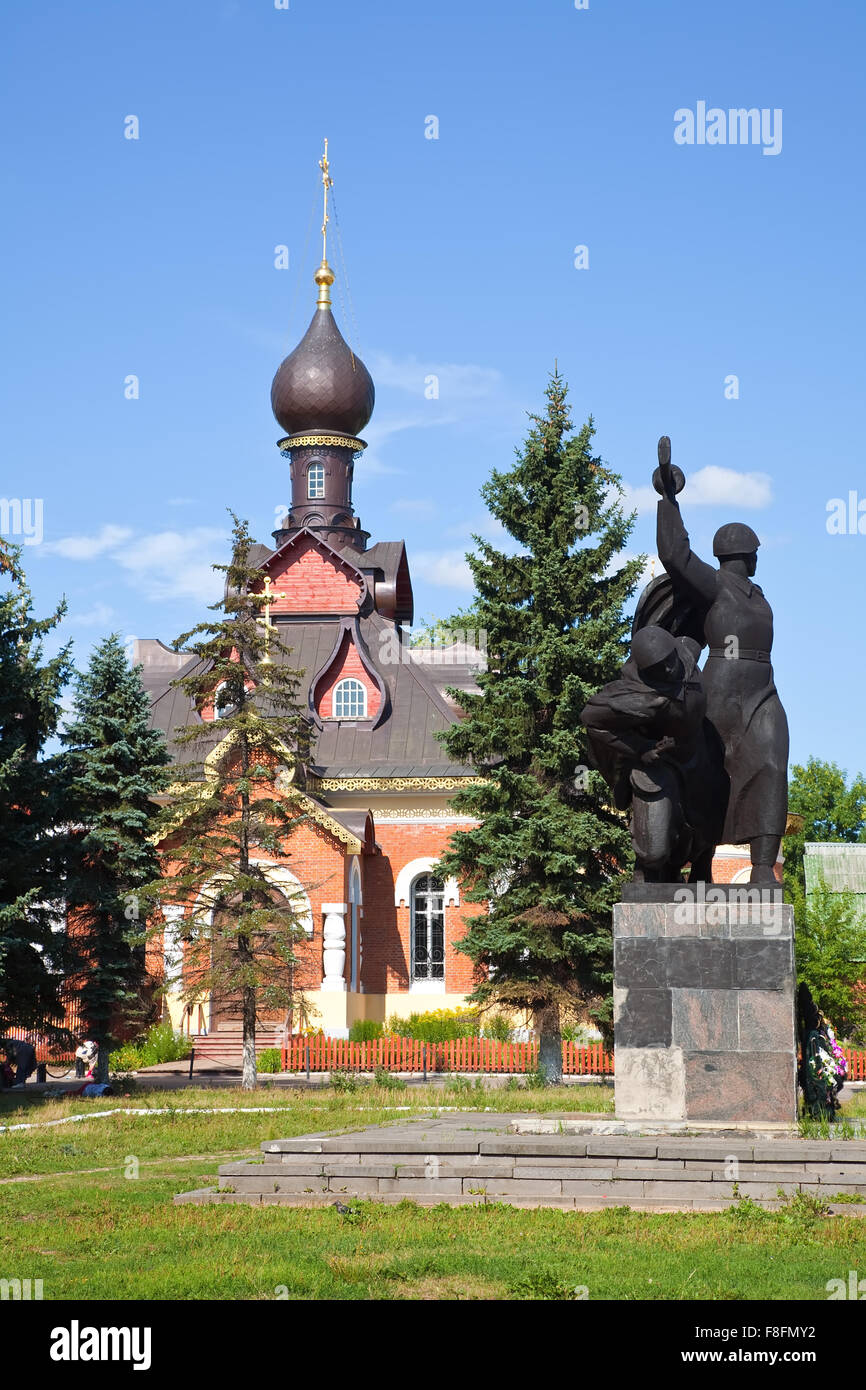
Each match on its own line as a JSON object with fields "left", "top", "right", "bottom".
{"left": 633, "top": 436, "right": 789, "bottom": 885}
{"left": 580, "top": 625, "right": 724, "bottom": 882}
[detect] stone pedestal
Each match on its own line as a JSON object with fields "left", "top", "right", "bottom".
{"left": 614, "top": 885, "right": 797, "bottom": 1124}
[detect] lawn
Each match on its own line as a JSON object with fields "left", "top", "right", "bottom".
{"left": 2, "top": 1080, "right": 865, "bottom": 1301}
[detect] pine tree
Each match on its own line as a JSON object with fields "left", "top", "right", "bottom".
{"left": 144, "top": 515, "right": 313, "bottom": 1090}
{"left": 61, "top": 635, "right": 172, "bottom": 1081}
{"left": 0, "top": 543, "right": 73, "bottom": 1037}
{"left": 436, "top": 375, "right": 644, "bottom": 1080}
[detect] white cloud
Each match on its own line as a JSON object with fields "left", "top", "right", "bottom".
{"left": 389, "top": 498, "right": 437, "bottom": 517}
{"left": 622, "top": 467, "right": 773, "bottom": 516}
{"left": 606, "top": 551, "right": 660, "bottom": 590}
{"left": 369, "top": 353, "right": 503, "bottom": 401}
{"left": 411, "top": 548, "right": 474, "bottom": 591}
{"left": 444, "top": 512, "right": 506, "bottom": 541}
{"left": 45, "top": 524, "right": 132, "bottom": 560}
{"left": 43, "top": 523, "right": 228, "bottom": 604}
{"left": 113, "top": 529, "right": 227, "bottom": 603}
{"left": 67, "top": 602, "right": 116, "bottom": 628}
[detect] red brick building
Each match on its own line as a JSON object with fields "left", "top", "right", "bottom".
{"left": 136, "top": 242, "right": 486, "bottom": 1040}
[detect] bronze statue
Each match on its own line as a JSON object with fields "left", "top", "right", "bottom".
{"left": 580, "top": 625, "right": 724, "bottom": 881}
{"left": 638, "top": 436, "right": 789, "bottom": 885}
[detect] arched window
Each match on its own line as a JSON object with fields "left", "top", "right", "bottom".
{"left": 212, "top": 681, "right": 237, "bottom": 720}
{"left": 411, "top": 874, "right": 445, "bottom": 981}
{"left": 307, "top": 462, "right": 325, "bottom": 499}
{"left": 333, "top": 678, "right": 367, "bottom": 719}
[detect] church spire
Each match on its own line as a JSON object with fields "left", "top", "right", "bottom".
{"left": 270, "top": 142, "right": 375, "bottom": 554}
{"left": 315, "top": 138, "right": 335, "bottom": 310}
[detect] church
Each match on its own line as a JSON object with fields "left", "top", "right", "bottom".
{"left": 134, "top": 152, "right": 762, "bottom": 1047}
{"left": 135, "top": 166, "right": 486, "bottom": 1045}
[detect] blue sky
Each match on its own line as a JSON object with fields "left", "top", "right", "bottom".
{"left": 2, "top": 0, "right": 864, "bottom": 772}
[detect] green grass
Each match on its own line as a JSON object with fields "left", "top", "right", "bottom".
{"left": 0, "top": 1081, "right": 612, "bottom": 1179}
{"left": 3, "top": 1166, "right": 866, "bottom": 1301}
{"left": 2, "top": 1080, "right": 864, "bottom": 1300}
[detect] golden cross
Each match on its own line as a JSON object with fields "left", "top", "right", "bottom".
{"left": 261, "top": 576, "right": 275, "bottom": 666}
{"left": 319, "top": 137, "right": 333, "bottom": 262}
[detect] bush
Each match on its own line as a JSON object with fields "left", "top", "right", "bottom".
{"left": 109, "top": 1043, "right": 142, "bottom": 1074}
{"left": 137, "top": 1022, "right": 193, "bottom": 1066}
{"left": 109, "top": 1022, "right": 192, "bottom": 1073}
{"left": 373, "top": 1065, "right": 407, "bottom": 1090}
{"left": 481, "top": 1013, "right": 512, "bottom": 1042}
{"left": 388, "top": 1008, "right": 481, "bottom": 1043}
{"left": 257, "top": 1047, "right": 282, "bottom": 1074}
{"left": 561, "top": 1023, "right": 602, "bottom": 1045}
{"left": 348, "top": 1019, "right": 385, "bottom": 1043}
{"left": 331, "top": 1070, "right": 359, "bottom": 1093}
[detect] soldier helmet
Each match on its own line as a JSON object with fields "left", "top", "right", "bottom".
{"left": 630, "top": 625, "right": 678, "bottom": 674}
{"left": 712, "top": 522, "right": 760, "bottom": 557}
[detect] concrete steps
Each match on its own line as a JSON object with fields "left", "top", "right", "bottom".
{"left": 175, "top": 1115, "right": 866, "bottom": 1212}
{"left": 190, "top": 1031, "right": 285, "bottom": 1067}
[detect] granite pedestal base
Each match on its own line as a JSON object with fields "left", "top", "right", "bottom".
{"left": 613, "top": 886, "right": 797, "bottom": 1124}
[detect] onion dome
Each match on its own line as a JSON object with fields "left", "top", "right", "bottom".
{"left": 270, "top": 258, "right": 375, "bottom": 439}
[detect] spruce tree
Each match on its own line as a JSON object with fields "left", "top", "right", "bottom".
{"left": 436, "top": 374, "right": 644, "bottom": 1080}
{"left": 61, "top": 634, "right": 172, "bottom": 1081}
{"left": 0, "top": 544, "right": 72, "bottom": 1037}
{"left": 145, "top": 515, "right": 313, "bottom": 1090}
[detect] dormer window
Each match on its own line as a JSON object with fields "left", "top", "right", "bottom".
{"left": 212, "top": 681, "right": 237, "bottom": 720}
{"left": 333, "top": 678, "right": 367, "bottom": 719}
{"left": 307, "top": 462, "right": 325, "bottom": 499}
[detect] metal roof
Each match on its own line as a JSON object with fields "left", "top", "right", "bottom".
{"left": 804, "top": 843, "right": 866, "bottom": 895}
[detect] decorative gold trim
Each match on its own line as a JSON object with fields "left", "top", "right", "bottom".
{"left": 277, "top": 434, "right": 366, "bottom": 452}
{"left": 298, "top": 795, "right": 362, "bottom": 852}
{"left": 319, "top": 776, "right": 479, "bottom": 793}
{"left": 153, "top": 733, "right": 362, "bottom": 854}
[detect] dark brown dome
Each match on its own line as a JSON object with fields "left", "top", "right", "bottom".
{"left": 271, "top": 304, "right": 375, "bottom": 438}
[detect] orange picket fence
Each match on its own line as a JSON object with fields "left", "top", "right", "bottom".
{"left": 280, "top": 1036, "right": 866, "bottom": 1079}
{"left": 843, "top": 1048, "right": 866, "bottom": 1081}
{"left": 280, "top": 1035, "right": 615, "bottom": 1075}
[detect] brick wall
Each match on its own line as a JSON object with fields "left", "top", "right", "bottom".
{"left": 268, "top": 538, "right": 362, "bottom": 614}
{"left": 316, "top": 633, "right": 381, "bottom": 719}
{"left": 361, "top": 821, "right": 483, "bottom": 996}
{"left": 156, "top": 810, "right": 350, "bottom": 1023}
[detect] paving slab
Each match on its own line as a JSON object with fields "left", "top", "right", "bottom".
{"left": 511, "top": 1165, "right": 615, "bottom": 1182}
{"left": 656, "top": 1141, "right": 756, "bottom": 1161}
{"left": 752, "top": 1143, "right": 841, "bottom": 1162}
{"left": 469, "top": 1178, "right": 563, "bottom": 1196}
{"left": 584, "top": 1138, "right": 660, "bottom": 1158}
{"left": 376, "top": 1177, "right": 464, "bottom": 1195}
{"left": 328, "top": 1177, "right": 382, "bottom": 1194}
{"left": 560, "top": 1180, "right": 647, "bottom": 1199}
{"left": 479, "top": 1137, "right": 588, "bottom": 1156}
{"left": 325, "top": 1164, "right": 398, "bottom": 1179}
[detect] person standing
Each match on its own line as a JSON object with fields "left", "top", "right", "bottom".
{"left": 654, "top": 438, "right": 789, "bottom": 885}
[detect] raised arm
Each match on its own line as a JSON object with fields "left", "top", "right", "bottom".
{"left": 653, "top": 436, "right": 717, "bottom": 602}
{"left": 656, "top": 497, "right": 717, "bottom": 602}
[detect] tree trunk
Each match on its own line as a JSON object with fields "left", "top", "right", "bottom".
{"left": 242, "top": 983, "right": 257, "bottom": 1091}
{"left": 94, "top": 1042, "right": 110, "bottom": 1085}
{"left": 536, "top": 1002, "right": 562, "bottom": 1084}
